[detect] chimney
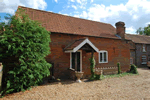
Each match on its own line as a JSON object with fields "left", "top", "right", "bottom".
{"left": 115, "top": 21, "right": 125, "bottom": 39}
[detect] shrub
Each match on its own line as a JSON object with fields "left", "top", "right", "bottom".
{"left": 117, "top": 62, "right": 121, "bottom": 74}
{"left": 0, "top": 8, "right": 51, "bottom": 96}
{"left": 95, "top": 74, "right": 100, "bottom": 80}
{"left": 130, "top": 64, "right": 138, "bottom": 74}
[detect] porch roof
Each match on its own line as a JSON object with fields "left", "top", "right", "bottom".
{"left": 64, "top": 38, "right": 99, "bottom": 53}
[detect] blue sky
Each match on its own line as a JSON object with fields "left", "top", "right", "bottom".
{"left": 0, "top": 0, "right": 150, "bottom": 34}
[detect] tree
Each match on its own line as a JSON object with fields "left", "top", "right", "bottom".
{"left": 0, "top": 8, "right": 51, "bottom": 96}
{"left": 136, "top": 24, "right": 150, "bottom": 36}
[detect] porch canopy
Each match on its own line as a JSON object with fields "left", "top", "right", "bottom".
{"left": 64, "top": 38, "right": 99, "bottom": 53}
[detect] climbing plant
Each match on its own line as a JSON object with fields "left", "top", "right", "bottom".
{"left": 89, "top": 57, "right": 96, "bottom": 80}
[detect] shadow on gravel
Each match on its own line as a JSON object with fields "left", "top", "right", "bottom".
{"left": 40, "top": 79, "right": 77, "bottom": 86}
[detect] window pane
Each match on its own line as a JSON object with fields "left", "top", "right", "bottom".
{"left": 143, "top": 45, "right": 146, "bottom": 52}
{"left": 130, "top": 58, "right": 133, "bottom": 64}
{"left": 142, "top": 55, "right": 147, "bottom": 64}
{"left": 104, "top": 52, "right": 107, "bottom": 62}
{"left": 100, "top": 53, "right": 102, "bottom": 62}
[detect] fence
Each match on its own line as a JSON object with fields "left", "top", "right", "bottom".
{"left": 94, "top": 67, "right": 118, "bottom": 75}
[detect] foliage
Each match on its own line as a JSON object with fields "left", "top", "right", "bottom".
{"left": 89, "top": 57, "right": 96, "bottom": 80}
{"left": 0, "top": 8, "right": 51, "bottom": 96}
{"left": 136, "top": 24, "right": 150, "bottom": 36}
{"left": 117, "top": 62, "right": 121, "bottom": 74}
{"left": 130, "top": 64, "right": 138, "bottom": 74}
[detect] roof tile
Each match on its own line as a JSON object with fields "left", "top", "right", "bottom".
{"left": 17, "top": 6, "right": 119, "bottom": 39}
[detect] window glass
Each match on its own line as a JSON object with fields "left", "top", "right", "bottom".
{"left": 104, "top": 52, "right": 106, "bottom": 62}
{"left": 72, "top": 53, "right": 75, "bottom": 69}
{"left": 143, "top": 44, "right": 146, "bottom": 52}
{"left": 100, "top": 53, "right": 102, "bottom": 62}
{"left": 99, "top": 51, "right": 108, "bottom": 63}
{"left": 130, "top": 58, "right": 133, "bottom": 64}
{"left": 141, "top": 55, "right": 147, "bottom": 64}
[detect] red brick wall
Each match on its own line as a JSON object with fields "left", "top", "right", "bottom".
{"left": 46, "top": 33, "right": 130, "bottom": 79}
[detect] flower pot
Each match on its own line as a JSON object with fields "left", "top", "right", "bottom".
{"left": 75, "top": 71, "right": 84, "bottom": 83}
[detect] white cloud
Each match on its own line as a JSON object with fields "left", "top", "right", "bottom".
{"left": 70, "top": 0, "right": 150, "bottom": 34}
{"left": 73, "top": 14, "right": 80, "bottom": 18}
{"left": 76, "top": 0, "right": 82, "bottom": 4}
{"left": 72, "top": 5, "right": 77, "bottom": 10}
{"left": 70, "top": 0, "right": 75, "bottom": 2}
{"left": 79, "top": 11, "right": 87, "bottom": 18}
{"left": 0, "top": 0, "right": 47, "bottom": 14}
{"left": 54, "top": 0, "right": 58, "bottom": 3}
{"left": 91, "top": 0, "right": 93, "bottom": 3}
{"left": 126, "top": 26, "right": 136, "bottom": 34}
{"left": 145, "top": 22, "right": 150, "bottom": 26}
{"left": 132, "top": 14, "right": 138, "bottom": 20}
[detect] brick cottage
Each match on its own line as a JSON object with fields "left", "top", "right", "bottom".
{"left": 17, "top": 6, "right": 134, "bottom": 79}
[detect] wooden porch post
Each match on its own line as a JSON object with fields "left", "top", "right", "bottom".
{"left": 75, "top": 52, "right": 77, "bottom": 71}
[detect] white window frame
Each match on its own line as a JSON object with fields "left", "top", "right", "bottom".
{"left": 99, "top": 50, "right": 108, "bottom": 63}
{"left": 70, "top": 50, "right": 82, "bottom": 72}
{"left": 143, "top": 44, "right": 146, "bottom": 52}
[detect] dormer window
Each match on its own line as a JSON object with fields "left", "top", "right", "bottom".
{"left": 143, "top": 44, "right": 146, "bottom": 52}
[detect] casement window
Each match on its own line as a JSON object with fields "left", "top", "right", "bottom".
{"left": 99, "top": 50, "right": 108, "bottom": 63}
{"left": 130, "top": 57, "right": 133, "bottom": 64}
{"left": 141, "top": 55, "right": 147, "bottom": 64}
{"left": 143, "top": 44, "right": 146, "bottom": 52}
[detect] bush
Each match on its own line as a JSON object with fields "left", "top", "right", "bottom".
{"left": 117, "top": 62, "right": 121, "bottom": 74}
{"left": 0, "top": 8, "right": 51, "bottom": 96}
{"left": 95, "top": 74, "right": 100, "bottom": 80}
{"left": 130, "top": 64, "right": 138, "bottom": 74}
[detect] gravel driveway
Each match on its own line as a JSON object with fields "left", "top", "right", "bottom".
{"left": 1, "top": 68, "right": 150, "bottom": 100}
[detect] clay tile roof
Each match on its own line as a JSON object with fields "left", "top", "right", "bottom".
{"left": 64, "top": 39, "right": 85, "bottom": 50}
{"left": 125, "top": 34, "right": 150, "bottom": 44}
{"left": 16, "top": 6, "right": 119, "bottom": 39}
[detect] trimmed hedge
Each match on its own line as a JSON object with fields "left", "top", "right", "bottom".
{"left": 117, "top": 62, "right": 121, "bottom": 74}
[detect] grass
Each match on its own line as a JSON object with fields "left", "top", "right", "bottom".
{"left": 101, "top": 72, "right": 139, "bottom": 80}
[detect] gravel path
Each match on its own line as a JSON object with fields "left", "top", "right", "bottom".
{"left": 1, "top": 68, "right": 150, "bottom": 100}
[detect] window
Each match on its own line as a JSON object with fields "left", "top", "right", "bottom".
{"left": 99, "top": 51, "right": 108, "bottom": 63}
{"left": 141, "top": 55, "right": 147, "bottom": 64}
{"left": 70, "top": 51, "right": 82, "bottom": 71}
{"left": 130, "top": 57, "right": 133, "bottom": 64}
{"left": 143, "top": 44, "right": 146, "bottom": 52}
